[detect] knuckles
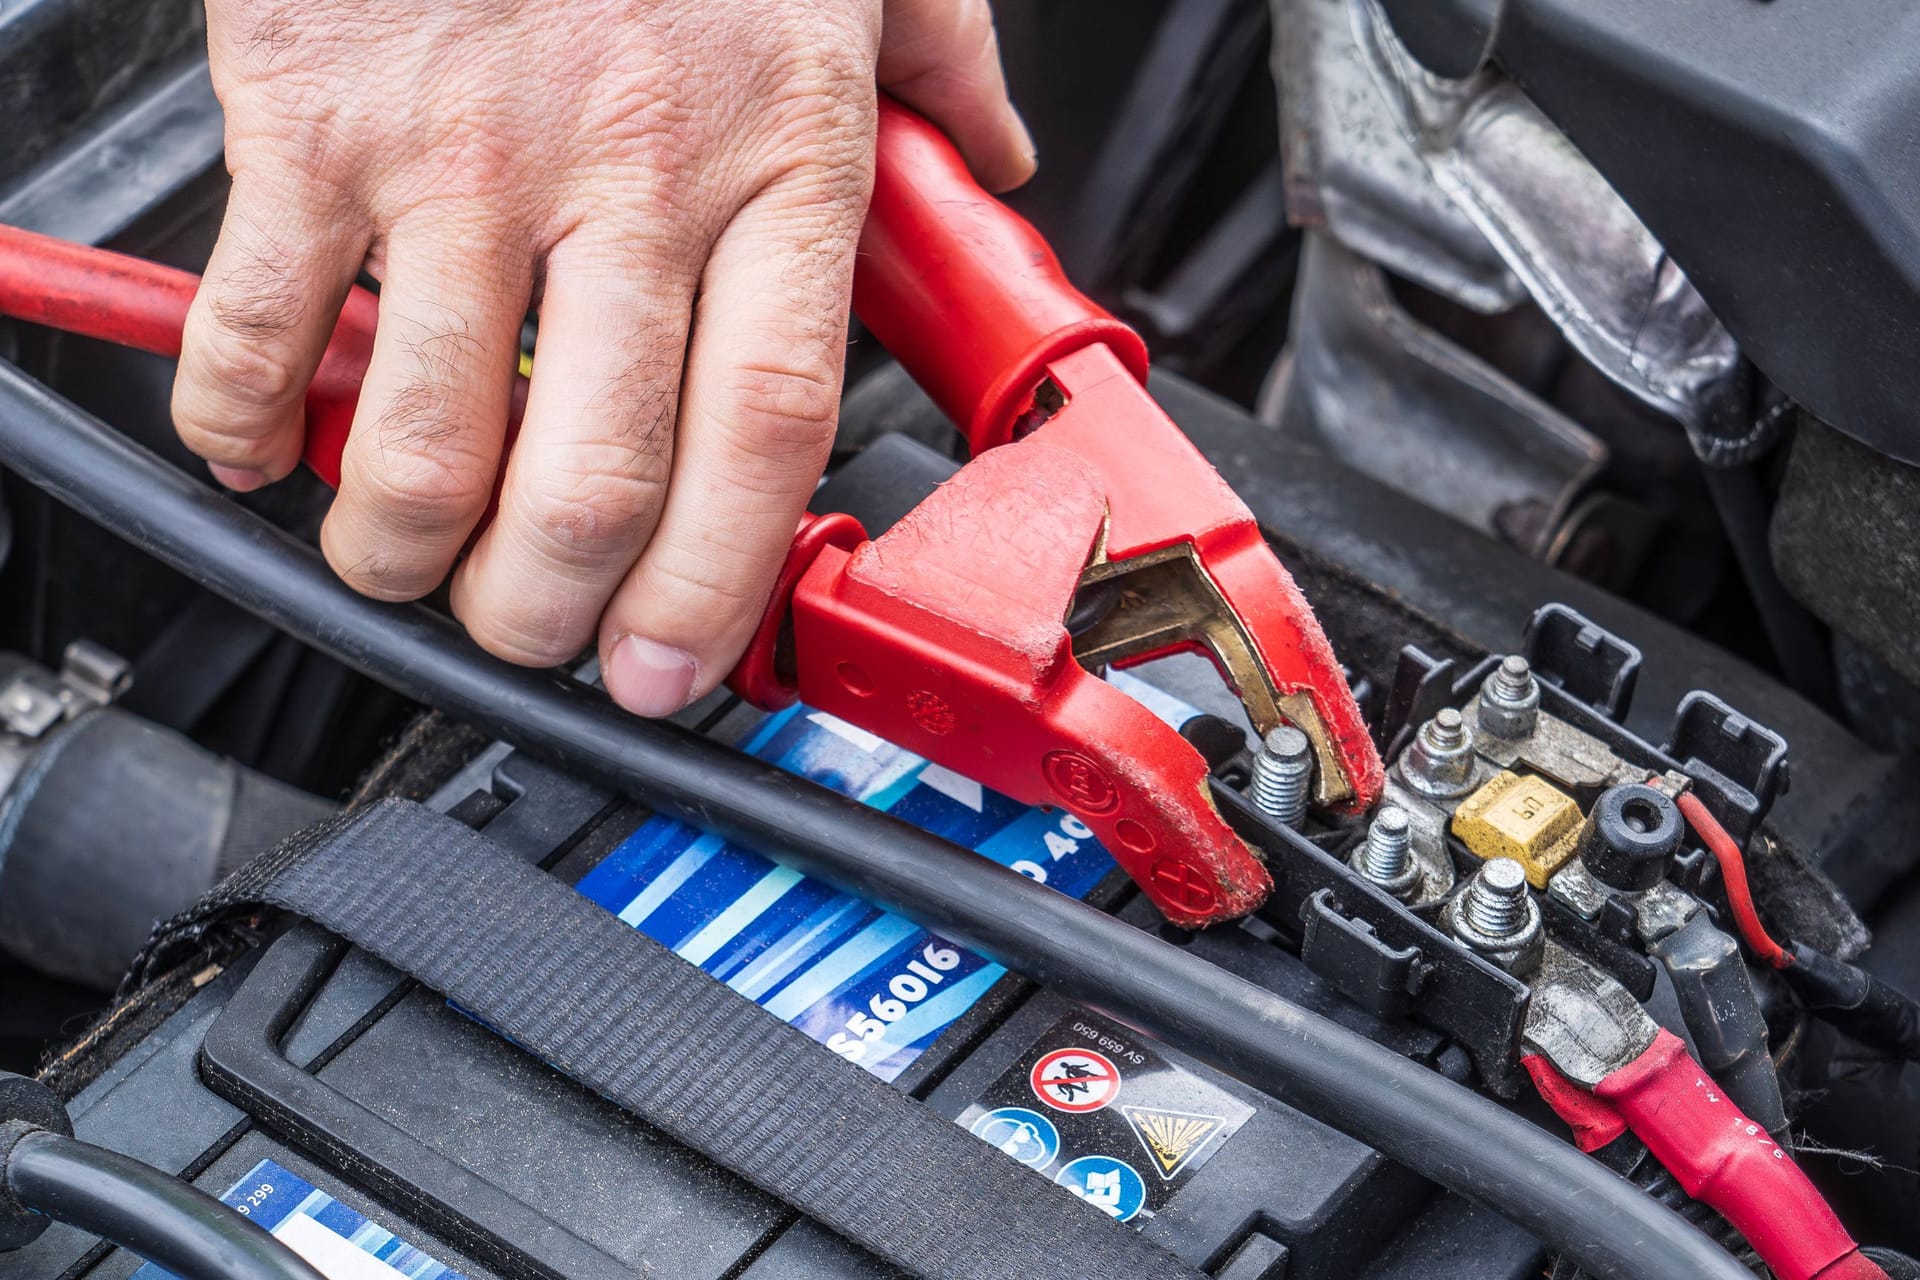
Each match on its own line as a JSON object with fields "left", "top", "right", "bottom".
{"left": 510, "top": 458, "right": 671, "bottom": 566}
{"left": 178, "top": 323, "right": 306, "bottom": 418}
{"left": 722, "top": 360, "right": 842, "bottom": 460}
{"left": 461, "top": 603, "right": 596, "bottom": 668}
{"left": 350, "top": 424, "right": 497, "bottom": 534}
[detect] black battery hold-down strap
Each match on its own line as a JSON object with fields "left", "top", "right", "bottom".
{"left": 150, "top": 797, "right": 1204, "bottom": 1280}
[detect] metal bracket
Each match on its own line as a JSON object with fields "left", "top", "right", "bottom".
{"left": 0, "top": 640, "right": 130, "bottom": 739}
{"left": 1521, "top": 942, "right": 1660, "bottom": 1088}
{"left": 0, "top": 673, "right": 62, "bottom": 738}
{"left": 0, "top": 640, "right": 132, "bottom": 802}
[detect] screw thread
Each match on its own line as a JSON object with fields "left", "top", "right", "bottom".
{"left": 1490, "top": 655, "right": 1534, "bottom": 705}
{"left": 1463, "top": 860, "right": 1529, "bottom": 937}
{"left": 1251, "top": 726, "right": 1312, "bottom": 829}
{"left": 1423, "top": 707, "right": 1466, "bottom": 751}
{"left": 1361, "top": 808, "right": 1412, "bottom": 881}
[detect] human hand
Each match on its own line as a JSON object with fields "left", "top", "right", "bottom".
{"left": 172, "top": 0, "right": 1033, "bottom": 714}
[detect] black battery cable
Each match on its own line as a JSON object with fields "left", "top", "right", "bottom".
{"left": 0, "top": 360, "right": 1754, "bottom": 1280}
{"left": 1, "top": 1119, "right": 323, "bottom": 1280}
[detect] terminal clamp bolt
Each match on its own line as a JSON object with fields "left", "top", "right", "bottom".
{"left": 1251, "top": 725, "right": 1313, "bottom": 829}
{"left": 1353, "top": 806, "right": 1421, "bottom": 900}
{"left": 1404, "top": 707, "right": 1477, "bottom": 797}
{"left": 1444, "top": 856, "right": 1544, "bottom": 975}
{"left": 1477, "top": 655, "right": 1540, "bottom": 740}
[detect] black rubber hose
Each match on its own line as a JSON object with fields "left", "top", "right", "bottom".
{"left": 0, "top": 1125, "right": 322, "bottom": 1280}
{"left": 0, "top": 361, "right": 1750, "bottom": 1280}
{"left": 1700, "top": 462, "right": 1837, "bottom": 710}
{"left": 0, "top": 707, "right": 336, "bottom": 988}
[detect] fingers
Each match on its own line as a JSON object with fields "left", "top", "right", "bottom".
{"left": 172, "top": 167, "right": 367, "bottom": 490}
{"left": 879, "top": 0, "right": 1035, "bottom": 192}
{"left": 597, "top": 172, "right": 864, "bottom": 716}
{"left": 319, "top": 214, "right": 532, "bottom": 601}
{"left": 447, "top": 230, "right": 700, "bottom": 666}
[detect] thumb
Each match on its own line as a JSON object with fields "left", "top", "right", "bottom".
{"left": 878, "top": 0, "right": 1036, "bottom": 193}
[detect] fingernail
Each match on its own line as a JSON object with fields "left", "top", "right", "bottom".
{"left": 995, "top": 110, "right": 1039, "bottom": 192}
{"left": 1013, "top": 111, "right": 1037, "bottom": 164}
{"left": 605, "top": 634, "right": 699, "bottom": 718}
{"left": 209, "top": 463, "right": 270, "bottom": 492}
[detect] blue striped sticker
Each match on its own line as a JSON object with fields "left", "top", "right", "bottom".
{"left": 131, "top": 1158, "right": 466, "bottom": 1280}
{"left": 575, "top": 672, "right": 1197, "bottom": 1083}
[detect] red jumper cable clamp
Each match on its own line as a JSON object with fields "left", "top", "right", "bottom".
{"left": 0, "top": 99, "right": 1382, "bottom": 928}
{"left": 729, "top": 101, "right": 1382, "bottom": 926}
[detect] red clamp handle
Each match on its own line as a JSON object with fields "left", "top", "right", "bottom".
{"left": 854, "top": 100, "right": 1149, "bottom": 453}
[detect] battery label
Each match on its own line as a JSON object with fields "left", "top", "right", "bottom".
{"left": 130, "top": 1158, "right": 467, "bottom": 1280}
{"left": 575, "top": 671, "right": 1199, "bottom": 1082}
{"left": 958, "top": 1011, "right": 1254, "bottom": 1222}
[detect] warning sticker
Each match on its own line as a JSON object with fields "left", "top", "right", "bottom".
{"left": 1030, "top": 1047, "right": 1121, "bottom": 1113}
{"left": 958, "top": 1010, "right": 1254, "bottom": 1221}
{"left": 1123, "top": 1106, "right": 1227, "bottom": 1180}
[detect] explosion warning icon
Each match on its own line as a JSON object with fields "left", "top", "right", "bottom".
{"left": 1122, "top": 1106, "right": 1226, "bottom": 1180}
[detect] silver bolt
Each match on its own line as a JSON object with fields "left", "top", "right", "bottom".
{"left": 1444, "top": 856, "right": 1543, "bottom": 974}
{"left": 1462, "top": 857, "right": 1529, "bottom": 935}
{"left": 1490, "top": 655, "right": 1532, "bottom": 703}
{"left": 1353, "top": 806, "right": 1420, "bottom": 899}
{"left": 1403, "top": 707, "right": 1476, "bottom": 796}
{"left": 1477, "top": 655, "right": 1540, "bottom": 740}
{"left": 1250, "top": 725, "right": 1313, "bottom": 829}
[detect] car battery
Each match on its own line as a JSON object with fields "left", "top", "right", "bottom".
{"left": 1, "top": 672, "right": 1547, "bottom": 1280}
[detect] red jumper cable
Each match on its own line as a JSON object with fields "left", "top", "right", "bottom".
{"left": 1524, "top": 938, "right": 1883, "bottom": 1280}
{"left": 1528, "top": 1031, "right": 1885, "bottom": 1280}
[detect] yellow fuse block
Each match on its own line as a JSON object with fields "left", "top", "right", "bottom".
{"left": 1450, "top": 770, "right": 1582, "bottom": 888}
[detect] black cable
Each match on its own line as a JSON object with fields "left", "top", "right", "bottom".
{"left": 0, "top": 1124, "right": 322, "bottom": 1280}
{"left": 0, "top": 361, "right": 1751, "bottom": 1280}
{"left": 1783, "top": 940, "right": 1920, "bottom": 1061}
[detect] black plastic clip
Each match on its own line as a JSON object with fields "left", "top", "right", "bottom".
{"left": 1523, "top": 604, "right": 1642, "bottom": 721}
{"left": 1299, "top": 889, "right": 1424, "bottom": 1019}
{"left": 1379, "top": 646, "right": 1458, "bottom": 760}
{"left": 1661, "top": 691, "right": 1789, "bottom": 846}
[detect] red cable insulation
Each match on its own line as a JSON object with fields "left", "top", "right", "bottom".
{"left": 1531, "top": 1032, "right": 1883, "bottom": 1280}
{"left": 0, "top": 222, "right": 196, "bottom": 356}
{"left": 1521, "top": 1054, "right": 1626, "bottom": 1151}
{"left": 1669, "top": 786, "right": 1793, "bottom": 969}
